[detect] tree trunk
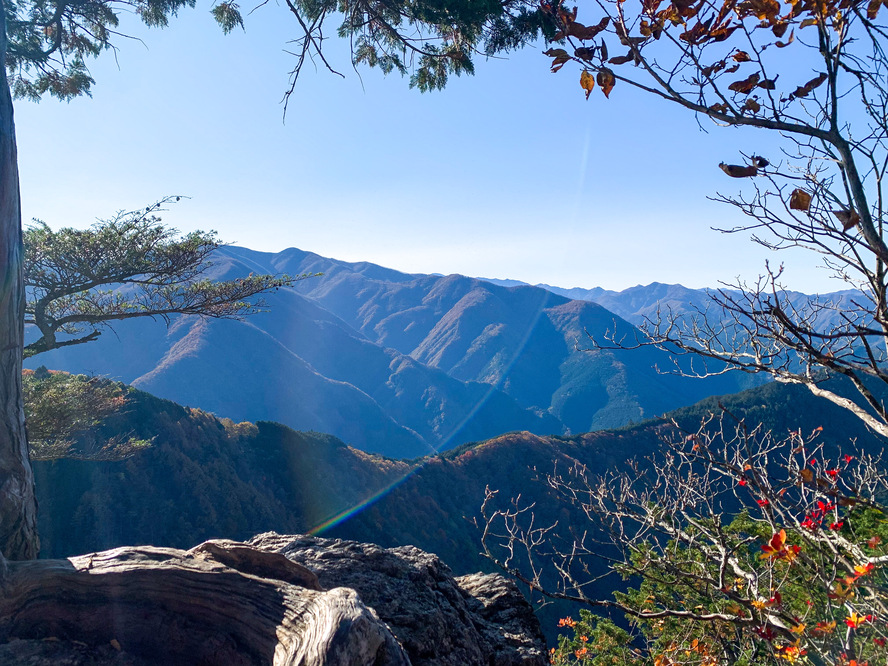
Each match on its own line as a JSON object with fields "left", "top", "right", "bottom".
{"left": 0, "top": 0, "right": 39, "bottom": 560}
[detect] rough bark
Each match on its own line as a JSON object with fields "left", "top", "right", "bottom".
{"left": 0, "top": 540, "right": 410, "bottom": 665}
{"left": 0, "top": 0, "right": 39, "bottom": 561}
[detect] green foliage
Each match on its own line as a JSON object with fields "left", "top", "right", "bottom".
{"left": 24, "top": 198, "right": 314, "bottom": 356}
{"left": 281, "top": 0, "right": 554, "bottom": 95}
{"left": 2, "top": 0, "right": 197, "bottom": 100}
{"left": 23, "top": 367, "right": 150, "bottom": 460}
{"left": 552, "top": 611, "right": 637, "bottom": 665}
{"left": 210, "top": 2, "right": 243, "bottom": 34}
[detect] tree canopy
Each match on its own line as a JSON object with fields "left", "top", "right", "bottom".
{"left": 23, "top": 198, "right": 310, "bottom": 357}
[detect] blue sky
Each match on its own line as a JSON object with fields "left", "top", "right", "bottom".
{"left": 13, "top": 3, "right": 835, "bottom": 291}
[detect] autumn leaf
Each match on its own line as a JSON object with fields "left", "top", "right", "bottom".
{"left": 567, "top": 16, "right": 610, "bottom": 40}
{"left": 833, "top": 209, "right": 860, "bottom": 231}
{"left": 799, "top": 467, "right": 814, "bottom": 483}
{"left": 828, "top": 580, "right": 855, "bottom": 605}
{"left": 580, "top": 70, "right": 595, "bottom": 99}
{"left": 812, "top": 620, "right": 836, "bottom": 635}
{"left": 775, "top": 31, "right": 795, "bottom": 47}
{"left": 868, "top": 0, "right": 881, "bottom": 19}
{"left": 728, "top": 72, "right": 760, "bottom": 94}
{"left": 845, "top": 612, "right": 873, "bottom": 628}
{"left": 719, "top": 162, "right": 758, "bottom": 177}
{"left": 854, "top": 563, "right": 875, "bottom": 577}
{"left": 760, "top": 529, "right": 800, "bottom": 561}
{"left": 544, "top": 48, "right": 571, "bottom": 73}
{"left": 792, "top": 73, "right": 827, "bottom": 98}
{"left": 609, "top": 54, "right": 635, "bottom": 65}
{"left": 732, "top": 50, "right": 752, "bottom": 62}
{"left": 597, "top": 68, "right": 616, "bottom": 97}
{"left": 789, "top": 189, "right": 812, "bottom": 211}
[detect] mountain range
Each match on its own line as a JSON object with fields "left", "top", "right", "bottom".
{"left": 482, "top": 277, "right": 861, "bottom": 331}
{"left": 26, "top": 247, "right": 758, "bottom": 458}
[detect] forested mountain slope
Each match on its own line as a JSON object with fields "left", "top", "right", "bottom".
{"left": 28, "top": 247, "right": 755, "bottom": 457}
{"left": 33, "top": 377, "right": 885, "bottom": 640}
{"left": 36, "top": 377, "right": 881, "bottom": 565}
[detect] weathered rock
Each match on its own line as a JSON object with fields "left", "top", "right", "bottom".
{"left": 189, "top": 538, "right": 322, "bottom": 590}
{"left": 249, "top": 533, "right": 548, "bottom": 666}
{"left": 0, "top": 541, "right": 408, "bottom": 665}
{"left": 0, "top": 534, "right": 547, "bottom": 665}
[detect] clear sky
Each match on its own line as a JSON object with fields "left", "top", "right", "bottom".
{"left": 12, "top": 3, "right": 837, "bottom": 292}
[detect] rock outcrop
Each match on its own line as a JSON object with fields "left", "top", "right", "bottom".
{"left": 0, "top": 534, "right": 547, "bottom": 665}
{"left": 250, "top": 533, "right": 547, "bottom": 666}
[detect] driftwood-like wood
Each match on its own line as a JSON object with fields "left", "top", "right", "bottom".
{"left": 0, "top": 540, "right": 409, "bottom": 665}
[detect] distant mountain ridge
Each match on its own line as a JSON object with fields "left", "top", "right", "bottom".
{"left": 28, "top": 246, "right": 756, "bottom": 457}
{"left": 480, "top": 277, "right": 861, "bottom": 329}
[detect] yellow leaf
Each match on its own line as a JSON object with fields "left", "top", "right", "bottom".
{"left": 580, "top": 70, "right": 595, "bottom": 99}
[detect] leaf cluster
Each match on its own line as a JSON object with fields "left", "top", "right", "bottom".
{"left": 2, "top": 0, "right": 201, "bottom": 100}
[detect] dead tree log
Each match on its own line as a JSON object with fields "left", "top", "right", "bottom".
{"left": 0, "top": 539, "right": 409, "bottom": 665}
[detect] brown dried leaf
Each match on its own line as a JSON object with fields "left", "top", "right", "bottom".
{"left": 868, "top": 0, "right": 881, "bottom": 19}
{"left": 772, "top": 21, "right": 789, "bottom": 37}
{"left": 568, "top": 16, "right": 610, "bottom": 40}
{"left": 789, "top": 189, "right": 812, "bottom": 211}
{"left": 597, "top": 68, "right": 616, "bottom": 97}
{"left": 833, "top": 209, "right": 860, "bottom": 231}
{"left": 702, "top": 60, "right": 726, "bottom": 77}
{"left": 742, "top": 98, "right": 761, "bottom": 113}
{"left": 728, "top": 72, "right": 760, "bottom": 93}
{"left": 719, "top": 162, "right": 758, "bottom": 177}
{"left": 609, "top": 54, "right": 635, "bottom": 65}
{"left": 732, "top": 50, "right": 752, "bottom": 62}
{"left": 758, "top": 77, "right": 778, "bottom": 90}
{"left": 710, "top": 25, "right": 740, "bottom": 41}
{"left": 544, "top": 48, "right": 571, "bottom": 73}
{"left": 776, "top": 31, "right": 795, "bottom": 47}
{"left": 792, "top": 72, "right": 827, "bottom": 98}
{"left": 800, "top": 468, "right": 815, "bottom": 484}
